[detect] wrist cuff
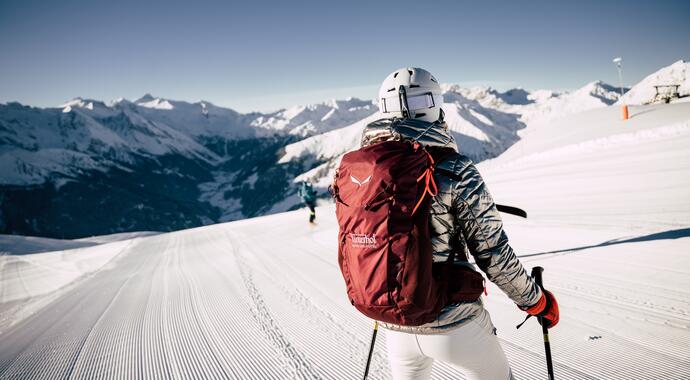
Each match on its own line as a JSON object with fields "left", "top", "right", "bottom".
{"left": 523, "top": 292, "right": 546, "bottom": 315}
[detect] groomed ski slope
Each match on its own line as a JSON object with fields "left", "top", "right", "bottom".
{"left": 1, "top": 103, "right": 690, "bottom": 379}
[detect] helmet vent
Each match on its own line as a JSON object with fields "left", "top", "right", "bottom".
{"left": 409, "top": 84, "right": 420, "bottom": 88}
{"left": 387, "top": 87, "right": 395, "bottom": 92}
{"left": 430, "top": 77, "right": 438, "bottom": 83}
{"left": 407, "top": 70, "right": 413, "bottom": 75}
{"left": 393, "top": 72, "right": 399, "bottom": 78}
{"left": 415, "top": 113, "right": 427, "bottom": 118}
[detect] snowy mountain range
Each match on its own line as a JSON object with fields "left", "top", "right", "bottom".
{"left": 1, "top": 60, "right": 688, "bottom": 238}
{"left": 280, "top": 79, "right": 627, "bottom": 188}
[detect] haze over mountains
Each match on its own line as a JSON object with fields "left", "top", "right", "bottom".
{"left": 1, "top": 60, "right": 688, "bottom": 238}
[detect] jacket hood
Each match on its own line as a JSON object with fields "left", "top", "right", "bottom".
{"left": 361, "top": 118, "right": 458, "bottom": 152}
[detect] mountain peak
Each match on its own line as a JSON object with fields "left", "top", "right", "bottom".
{"left": 566, "top": 80, "right": 620, "bottom": 106}
{"left": 497, "top": 88, "right": 533, "bottom": 105}
{"left": 59, "top": 97, "right": 104, "bottom": 112}
{"left": 136, "top": 93, "right": 155, "bottom": 103}
{"left": 61, "top": 97, "right": 84, "bottom": 107}
{"left": 110, "top": 97, "right": 129, "bottom": 106}
{"left": 135, "top": 94, "right": 175, "bottom": 110}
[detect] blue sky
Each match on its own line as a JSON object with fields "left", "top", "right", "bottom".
{"left": 1, "top": 0, "right": 688, "bottom": 112}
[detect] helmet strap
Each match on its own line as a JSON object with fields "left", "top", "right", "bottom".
{"left": 398, "top": 85, "right": 410, "bottom": 118}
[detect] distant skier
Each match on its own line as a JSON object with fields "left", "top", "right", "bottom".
{"left": 334, "top": 68, "right": 559, "bottom": 380}
{"left": 298, "top": 181, "right": 317, "bottom": 224}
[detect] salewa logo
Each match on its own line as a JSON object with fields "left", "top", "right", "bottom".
{"left": 350, "top": 175, "right": 372, "bottom": 187}
{"left": 349, "top": 233, "right": 377, "bottom": 248}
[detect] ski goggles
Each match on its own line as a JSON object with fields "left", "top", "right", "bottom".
{"left": 380, "top": 92, "right": 441, "bottom": 113}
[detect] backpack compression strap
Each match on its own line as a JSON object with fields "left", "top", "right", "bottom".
{"left": 412, "top": 149, "right": 439, "bottom": 215}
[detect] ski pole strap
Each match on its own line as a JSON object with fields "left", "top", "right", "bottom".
{"left": 532, "top": 266, "right": 544, "bottom": 287}
{"left": 516, "top": 314, "right": 532, "bottom": 329}
{"left": 496, "top": 204, "right": 528, "bottom": 218}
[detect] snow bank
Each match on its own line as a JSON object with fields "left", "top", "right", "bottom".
{"left": 485, "top": 102, "right": 690, "bottom": 165}
{"left": 0, "top": 238, "right": 134, "bottom": 303}
{"left": 480, "top": 102, "right": 690, "bottom": 229}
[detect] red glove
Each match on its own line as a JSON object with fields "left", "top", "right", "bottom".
{"left": 524, "top": 290, "right": 559, "bottom": 328}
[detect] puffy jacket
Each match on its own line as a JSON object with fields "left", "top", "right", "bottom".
{"left": 361, "top": 118, "right": 542, "bottom": 334}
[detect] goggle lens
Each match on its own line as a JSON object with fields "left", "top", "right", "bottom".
{"left": 381, "top": 93, "right": 435, "bottom": 113}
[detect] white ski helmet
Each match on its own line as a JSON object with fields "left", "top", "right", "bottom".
{"left": 377, "top": 67, "right": 444, "bottom": 123}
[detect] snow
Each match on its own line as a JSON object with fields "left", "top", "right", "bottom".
{"left": 243, "top": 172, "right": 259, "bottom": 187}
{"left": 0, "top": 231, "right": 158, "bottom": 256}
{"left": 60, "top": 98, "right": 95, "bottom": 112}
{"left": 250, "top": 97, "right": 377, "bottom": 137}
{"left": 441, "top": 80, "right": 620, "bottom": 125}
{"left": 278, "top": 113, "right": 380, "bottom": 164}
{"left": 0, "top": 231, "right": 157, "bottom": 255}
{"left": 0, "top": 235, "right": 96, "bottom": 255}
{"left": 0, "top": 101, "right": 222, "bottom": 186}
{"left": 618, "top": 60, "right": 690, "bottom": 105}
{"left": 0, "top": 239, "right": 134, "bottom": 304}
{"left": 0, "top": 235, "right": 161, "bottom": 276}
{"left": 121, "top": 98, "right": 258, "bottom": 141}
{"left": 514, "top": 81, "right": 620, "bottom": 125}
{"left": 75, "top": 231, "right": 159, "bottom": 244}
{"left": 136, "top": 97, "right": 175, "bottom": 110}
{"left": 484, "top": 102, "right": 690, "bottom": 167}
{"left": 1, "top": 99, "right": 689, "bottom": 378}
{"left": 444, "top": 104, "right": 493, "bottom": 142}
{"left": 277, "top": 113, "right": 383, "bottom": 189}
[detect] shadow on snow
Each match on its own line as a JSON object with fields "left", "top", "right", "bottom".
{"left": 519, "top": 228, "right": 690, "bottom": 258}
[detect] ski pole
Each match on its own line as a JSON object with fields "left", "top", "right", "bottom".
{"left": 363, "top": 321, "right": 378, "bottom": 380}
{"left": 531, "top": 266, "right": 555, "bottom": 380}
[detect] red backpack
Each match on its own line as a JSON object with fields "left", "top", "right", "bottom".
{"left": 333, "top": 140, "right": 484, "bottom": 326}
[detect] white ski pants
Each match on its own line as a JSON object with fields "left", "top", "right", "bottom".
{"left": 385, "top": 309, "right": 514, "bottom": 380}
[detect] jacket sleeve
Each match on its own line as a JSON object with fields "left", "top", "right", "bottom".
{"left": 450, "top": 159, "right": 542, "bottom": 308}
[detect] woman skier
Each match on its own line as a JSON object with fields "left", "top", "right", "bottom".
{"left": 360, "top": 68, "right": 559, "bottom": 380}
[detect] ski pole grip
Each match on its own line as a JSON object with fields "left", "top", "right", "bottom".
{"left": 531, "top": 266, "right": 544, "bottom": 288}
